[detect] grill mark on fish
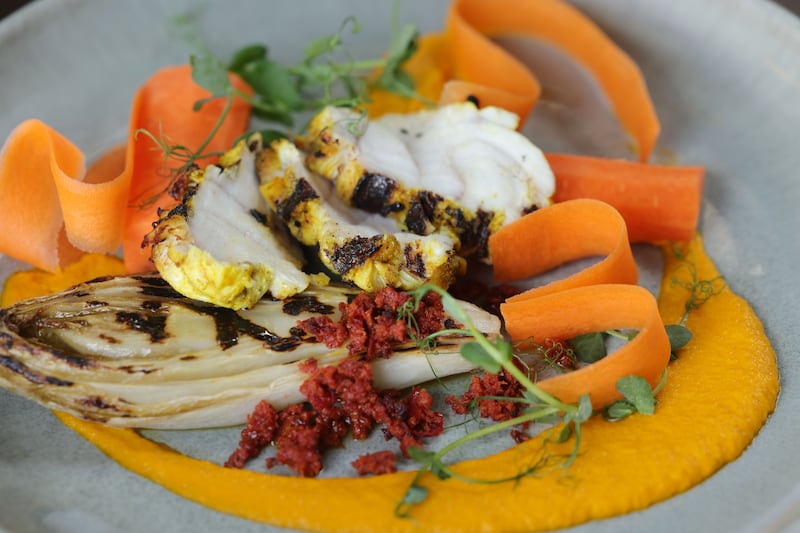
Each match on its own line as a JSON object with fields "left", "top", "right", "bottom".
{"left": 404, "top": 244, "right": 427, "bottom": 278}
{"left": 351, "top": 172, "right": 397, "bottom": 212}
{"left": 277, "top": 178, "right": 319, "bottom": 221}
{"left": 459, "top": 209, "right": 494, "bottom": 258}
{"left": 328, "top": 236, "right": 384, "bottom": 275}
{"left": 281, "top": 295, "right": 335, "bottom": 316}
{"left": 0, "top": 355, "right": 73, "bottom": 386}
{"left": 115, "top": 312, "right": 169, "bottom": 343}
{"left": 403, "top": 190, "right": 447, "bottom": 235}
{"left": 380, "top": 201, "right": 405, "bottom": 216}
{"left": 404, "top": 202, "right": 429, "bottom": 235}
{"left": 84, "top": 300, "right": 108, "bottom": 308}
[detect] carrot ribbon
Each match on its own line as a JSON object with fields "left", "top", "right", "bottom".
{"left": 0, "top": 65, "right": 251, "bottom": 274}
{"left": 442, "top": 0, "right": 660, "bottom": 161}
{"left": 502, "top": 284, "right": 670, "bottom": 407}
{"left": 490, "top": 199, "right": 671, "bottom": 407}
{"left": 490, "top": 199, "right": 638, "bottom": 300}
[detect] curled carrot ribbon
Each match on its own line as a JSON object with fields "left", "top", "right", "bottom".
{"left": 502, "top": 283, "right": 670, "bottom": 407}
{"left": 0, "top": 65, "right": 251, "bottom": 274}
{"left": 489, "top": 198, "right": 638, "bottom": 300}
{"left": 442, "top": 0, "right": 661, "bottom": 161}
{"left": 490, "top": 199, "right": 671, "bottom": 407}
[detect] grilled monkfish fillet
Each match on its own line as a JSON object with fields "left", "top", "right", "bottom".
{"left": 148, "top": 136, "right": 310, "bottom": 310}
{"left": 0, "top": 275, "right": 499, "bottom": 429}
{"left": 259, "top": 138, "right": 466, "bottom": 292}
{"left": 305, "top": 103, "right": 556, "bottom": 258}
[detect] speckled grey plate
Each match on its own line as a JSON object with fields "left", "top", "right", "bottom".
{"left": 1, "top": 1, "right": 799, "bottom": 532}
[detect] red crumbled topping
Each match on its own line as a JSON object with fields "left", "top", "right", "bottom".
{"left": 270, "top": 402, "right": 349, "bottom": 477}
{"left": 295, "top": 316, "right": 347, "bottom": 348}
{"left": 224, "top": 400, "right": 279, "bottom": 468}
{"left": 446, "top": 369, "right": 524, "bottom": 422}
{"left": 226, "top": 358, "right": 444, "bottom": 477}
{"left": 295, "top": 287, "right": 448, "bottom": 360}
{"left": 510, "top": 429, "right": 531, "bottom": 444}
{"left": 351, "top": 450, "right": 397, "bottom": 476}
{"left": 406, "top": 387, "right": 444, "bottom": 438}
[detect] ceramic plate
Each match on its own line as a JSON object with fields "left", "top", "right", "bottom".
{"left": 1, "top": 1, "right": 799, "bottom": 531}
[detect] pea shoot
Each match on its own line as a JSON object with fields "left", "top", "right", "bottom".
{"left": 137, "top": 9, "right": 422, "bottom": 206}
{"left": 395, "top": 284, "right": 593, "bottom": 518}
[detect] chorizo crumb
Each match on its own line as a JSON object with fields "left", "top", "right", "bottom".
{"left": 446, "top": 369, "right": 524, "bottom": 422}
{"left": 510, "top": 429, "right": 531, "bottom": 444}
{"left": 227, "top": 358, "right": 444, "bottom": 477}
{"left": 295, "top": 286, "right": 448, "bottom": 360}
{"left": 224, "top": 400, "right": 279, "bottom": 468}
{"left": 352, "top": 450, "right": 397, "bottom": 476}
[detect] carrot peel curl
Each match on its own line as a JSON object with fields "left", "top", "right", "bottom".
{"left": 0, "top": 65, "right": 251, "bottom": 274}
{"left": 490, "top": 199, "right": 638, "bottom": 301}
{"left": 443, "top": 0, "right": 660, "bottom": 161}
{"left": 502, "top": 283, "right": 671, "bottom": 407}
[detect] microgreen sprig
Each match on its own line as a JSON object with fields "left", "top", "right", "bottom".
{"left": 394, "top": 284, "right": 593, "bottom": 518}
{"left": 137, "top": 9, "right": 422, "bottom": 207}
{"left": 670, "top": 244, "right": 726, "bottom": 325}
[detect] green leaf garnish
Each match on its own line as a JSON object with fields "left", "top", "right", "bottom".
{"left": 190, "top": 53, "right": 232, "bottom": 98}
{"left": 616, "top": 375, "right": 655, "bottom": 415}
{"left": 394, "top": 283, "right": 597, "bottom": 519}
{"left": 143, "top": 9, "right": 423, "bottom": 209}
{"left": 603, "top": 374, "right": 664, "bottom": 422}
{"left": 227, "top": 44, "right": 268, "bottom": 72}
{"left": 460, "top": 342, "right": 502, "bottom": 374}
{"left": 570, "top": 332, "right": 607, "bottom": 363}
{"left": 665, "top": 324, "right": 693, "bottom": 360}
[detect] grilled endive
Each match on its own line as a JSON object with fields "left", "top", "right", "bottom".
{"left": 0, "top": 274, "right": 499, "bottom": 429}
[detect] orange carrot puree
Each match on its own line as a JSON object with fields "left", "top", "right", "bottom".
{"left": 33, "top": 236, "right": 776, "bottom": 532}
